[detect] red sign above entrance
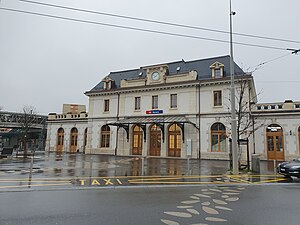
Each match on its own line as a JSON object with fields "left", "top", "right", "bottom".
{"left": 146, "top": 110, "right": 163, "bottom": 114}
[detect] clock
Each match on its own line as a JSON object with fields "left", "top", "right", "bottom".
{"left": 151, "top": 71, "right": 160, "bottom": 81}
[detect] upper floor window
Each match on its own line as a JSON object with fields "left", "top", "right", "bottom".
{"left": 213, "top": 90, "right": 222, "bottom": 107}
{"left": 135, "top": 97, "right": 141, "bottom": 110}
{"left": 170, "top": 94, "right": 177, "bottom": 109}
{"left": 210, "top": 61, "right": 224, "bottom": 78}
{"left": 104, "top": 99, "right": 110, "bottom": 112}
{"left": 152, "top": 95, "right": 158, "bottom": 109}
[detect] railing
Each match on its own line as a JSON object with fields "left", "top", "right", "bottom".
{"left": 252, "top": 101, "right": 300, "bottom": 111}
{"left": 48, "top": 112, "right": 88, "bottom": 120}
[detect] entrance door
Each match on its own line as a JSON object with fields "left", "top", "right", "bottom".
{"left": 168, "top": 123, "right": 181, "bottom": 157}
{"left": 132, "top": 125, "right": 143, "bottom": 155}
{"left": 150, "top": 124, "right": 161, "bottom": 156}
{"left": 57, "top": 128, "right": 64, "bottom": 153}
{"left": 70, "top": 127, "right": 78, "bottom": 153}
{"left": 266, "top": 124, "right": 284, "bottom": 161}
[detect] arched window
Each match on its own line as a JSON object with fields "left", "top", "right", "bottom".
{"left": 211, "top": 122, "right": 226, "bottom": 152}
{"left": 57, "top": 128, "right": 64, "bottom": 153}
{"left": 101, "top": 125, "right": 110, "bottom": 148}
{"left": 168, "top": 123, "right": 181, "bottom": 157}
{"left": 132, "top": 125, "right": 143, "bottom": 155}
{"left": 70, "top": 127, "right": 78, "bottom": 153}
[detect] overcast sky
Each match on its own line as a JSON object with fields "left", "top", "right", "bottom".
{"left": 0, "top": 0, "right": 299, "bottom": 115}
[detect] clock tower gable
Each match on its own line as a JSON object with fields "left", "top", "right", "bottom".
{"left": 144, "top": 64, "right": 169, "bottom": 85}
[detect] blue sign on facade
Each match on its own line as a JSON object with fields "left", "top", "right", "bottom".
{"left": 146, "top": 110, "right": 163, "bottom": 114}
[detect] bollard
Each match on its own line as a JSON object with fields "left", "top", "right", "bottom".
{"left": 274, "top": 160, "right": 277, "bottom": 174}
{"left": 90, "top": 156, "right": 93, "bottom": 177}
{"left": 141, "top": 157, "right": 144, "bottom": 176}
{"left": 28, "top": 156, "right": 34, "bottom": 188}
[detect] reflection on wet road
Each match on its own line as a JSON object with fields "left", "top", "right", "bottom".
{"left": 0, "top": 153, "right": 299, "bottom": 191}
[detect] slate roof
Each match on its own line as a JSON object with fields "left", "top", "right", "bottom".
{"left": 86, "top": 55, "right": 245, "bottom": 93}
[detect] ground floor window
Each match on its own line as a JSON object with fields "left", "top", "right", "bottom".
{"left": 211, "top": 122, "right": 226, "bottom": 152}
{"left": 101, "top": 125, "right": 110, "bottom": 148}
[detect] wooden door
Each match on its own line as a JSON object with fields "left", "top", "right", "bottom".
{"left": 168, "top": 124, "right": 181, "bottom": 157}
{"left": 132, "top": 125, "right": 143, "bottom": 155}
{"left": 150, "top": 125, "right": 161, "bottom": 156}
{"left": 70, "top": 128, "right": 78, "bottom": 153}
{"left": 57, "top": 128, "right": 64, "bottom": 153}
{"left": 267, "top": 125, "right": 284, "bottom": 161}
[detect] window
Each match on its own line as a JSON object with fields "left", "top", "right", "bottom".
{"left": 213, "top": 90, "right": 222, "bottom": 106}
{"left": 104, "top": 99, "right": 110, "bottom": 112}
{"left": 210, "top": 61, "right": 224, "bottom": 78}
{"left": 211, "top": 123, "right": 226, "bottom": 152}
{"left": 101, "top": 125, "right": 110, "bottom": 148}
{"left": 135, "top": 97, "right": 141, "bottom": 110}
{"left": 170, "top": 94, "right": 177, "bottom": 109}
{"left": 152, "top": 95, "right": 158, "bottom": 109}
{"left": 215, "top": 68, "right": 221, "bottom": 78}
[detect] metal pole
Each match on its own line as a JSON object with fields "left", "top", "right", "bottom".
{"left": 229, "top": 0, "right": 239, "bottom": 175}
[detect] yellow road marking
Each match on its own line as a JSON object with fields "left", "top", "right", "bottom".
{"left": 0, "top": 180, "right": 71, "bottom": 183}
{"left": 0, "top": 182, "right": 72, "bottom": 189}
{"left": 253, "top": 178, "right": 287, "bottom": 184}
{"left": 128, "top": 181, "right": 242, "bottom": 185}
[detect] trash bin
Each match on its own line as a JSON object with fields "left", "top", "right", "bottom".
{"left": 251, "top": 154, "right": 260, "bottom": 173}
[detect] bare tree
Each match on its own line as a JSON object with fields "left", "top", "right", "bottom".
{"left": 224, "top": 75, "right": 265, "bottom": 169}
{"left": 224, "top": 75, "right": 264, "bottom": 138}
{"left": 20, "top": 105, "right": 37, "bottom": 158}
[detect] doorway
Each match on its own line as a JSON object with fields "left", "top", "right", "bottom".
{"left": 266, "top": 124, "right": 284, "bottom": 161}
{"left": 132, "top": 125, "right": 143, "bottom": 155}
{"left": 149, "top": 124, "right": 161, "bottom": 156}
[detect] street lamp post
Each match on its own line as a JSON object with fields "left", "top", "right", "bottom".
{"left": 229, "top": 0, "right": 239, "bottom": 175}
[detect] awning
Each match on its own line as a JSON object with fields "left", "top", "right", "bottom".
{"left": 107, "top": 115, "right": 197, "bottom": 142}
{"left": 108, "top": 115, "right": 193, "bottom": 125}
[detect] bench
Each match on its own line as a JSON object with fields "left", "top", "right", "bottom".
{"left": 0, "top": 147, "right": 14, "bottom": 158}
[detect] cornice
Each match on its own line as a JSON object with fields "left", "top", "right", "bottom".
{"left": 85, "top": 76, "right": 250, "bottom": 97}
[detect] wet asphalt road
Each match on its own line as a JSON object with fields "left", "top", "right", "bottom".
{"left": 0, "top": 152, "right": 299, "bottom": 191}
{"left": 1, "top": 184, "right": 300, "bottom": 225}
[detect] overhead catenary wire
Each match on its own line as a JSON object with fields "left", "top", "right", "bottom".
{"left": 249, "top": 53, "right": 292, "bottom": 73}
{"left": 0, "top": 7, "right": 291, "bottom": 52}
{"left": 18, "top": 0, "right": 300, "bottom": 45}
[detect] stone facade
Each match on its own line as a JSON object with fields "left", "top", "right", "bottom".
{"left": 45, "top": 56, "right": 300, "bottom": 161}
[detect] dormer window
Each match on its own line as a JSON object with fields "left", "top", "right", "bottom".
{"left": 210, "top": 61, "right": 224, "bottom": 79}
{"left": 102, "top": 76, "right": 114, "bottom": 90}
{"left": 215, "top": 68, "right": 221, "bottom": 78}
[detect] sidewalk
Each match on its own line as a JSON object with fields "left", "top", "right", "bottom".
{"left": 0, "top": 152, "right": 278, "bottom": 178}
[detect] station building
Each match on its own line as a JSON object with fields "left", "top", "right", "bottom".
{"left": 45, "top": 55, "right": 300, "bottom": 161}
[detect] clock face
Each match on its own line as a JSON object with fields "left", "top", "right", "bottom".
{"left": 151, "top": 72, "right": 160, "bottom": 81}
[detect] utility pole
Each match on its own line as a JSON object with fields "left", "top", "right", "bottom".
{"left": 229, "top": 0, "right": 239, "bottom": 175}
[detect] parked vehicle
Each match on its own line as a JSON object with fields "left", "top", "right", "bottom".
{"left": 277, "top": 157, "right": 300, "bottom": 178}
